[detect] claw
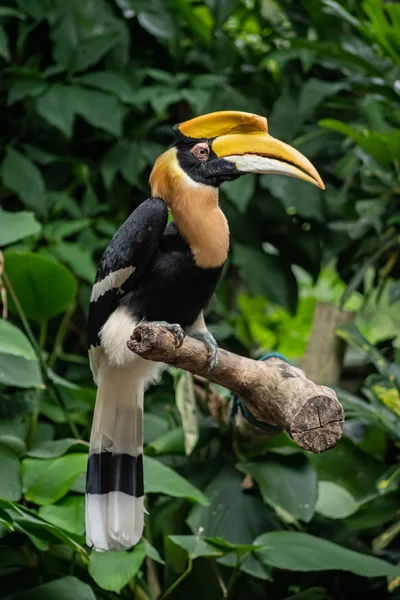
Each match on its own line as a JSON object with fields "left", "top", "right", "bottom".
{"left": 189, "top": 330, "right": 219, "bottom": 373}
{"left": 147, "top": 321, "right": 185, "bottom": 348}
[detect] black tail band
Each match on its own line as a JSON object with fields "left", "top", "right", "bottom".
{"left": 86, "top": 452, "right": 144, "bottom": 496}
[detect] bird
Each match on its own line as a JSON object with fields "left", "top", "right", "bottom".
{"left": 85, "top": 110, "right": 324, "bottom": 552}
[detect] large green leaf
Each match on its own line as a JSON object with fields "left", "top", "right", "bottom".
{"left": 22, "top": 453, "right": 88, "bottom": 505}
{"left": 39, "top": 496, "right": 85, "bottom": 535}
{"left": 222, "top": 175, "right": 256, "bottom": 213}
{"left": 320, "top": 119, "right": 400, "bottom": 164}
{"left": 27, "top": 438, "right": 88, "bottom": 459}
{"left": 89, "top": 545, "right": 146, "bottom": 592}
{"left": 78, "top": 71, "right": 136, "bottom": 104}
{"left": 238, "top": 457, "right": 318, "bottom": 522}
{"left": 0, "top": 445, "right": 22, "bottom": 501}
{"left": 187, "top": 466, "right": 278, "bottom": 580}
{"left": 232, "top": 243, "right": 297, "bottom": 313}
{"left": 0, "top": 209, "right": 41, "bottom": 246}
{"left": 0, "top": 319, "right": 41, "bottom": 388}
{"left": 48, "top": 0, "right": 125, "bottom": 72}
{"left": 36, "top": 85, "right": 75, "bottom": 137}
{"left": 0, "top": 319, "right": 36, "bottom": 361}
{"left": 0, "top": 499, "right": 86, "bottom": 553}
{"left": 68, "top": 85, "right": 125, "bottom": 136}
{"left": 144, "top": 456, "right": 208, "bottom": 505}
{"left": 168, "top": 535, "right": 224, "bottom": 560}
{"left": 0, "top": 354, "right": 42, "bottom": 388}
{"left": 5, "top": 576, "right": 96, "bottom": 600}
{"left": 316, "top": 481, "right": 359, "bottom": 519}
{"left": 7, "top": 75, "right": 47, "bottom": 106}
{"left": 299, "top": 79, "right": 347, "bottom": 119}
{"left": 1, "top": 149, "right": 46, "bottom": 216}
{"left": 255, "top": 531, "right": 400, "bottom": 577}
{"left": 261, "top": 176, "right": 324, "bottom": 221}
{"left": 4, "top": 251, "right": 77, "bottom": 320}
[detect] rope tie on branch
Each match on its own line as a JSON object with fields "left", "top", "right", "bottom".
{"left": 231, "top": 352, "right": 293, "bottom": 433}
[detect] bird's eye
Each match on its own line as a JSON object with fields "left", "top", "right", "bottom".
{"left": 191, "top": 143, "right": 210, "bottom": 161}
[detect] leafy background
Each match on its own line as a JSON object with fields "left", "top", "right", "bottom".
{"left": 1, "top": 0, "right": 400, "bottom": 598}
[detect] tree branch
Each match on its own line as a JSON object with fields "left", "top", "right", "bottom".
{"left": 127, "top": 324, "right": 344, "bottom": 454}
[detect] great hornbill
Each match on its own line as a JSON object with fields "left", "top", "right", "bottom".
{"left": 85, "top": 110, "right": 324, "bottom": 551}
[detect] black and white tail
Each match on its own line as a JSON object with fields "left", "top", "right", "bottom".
{"left": 85, "top": 361, "right": 146, "bottom": 551}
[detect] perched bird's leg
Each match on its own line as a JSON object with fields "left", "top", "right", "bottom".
{"left": 186, "top": 312, "right": 218, "bottom": 373}
{"left": 189, "top": 330, "right": 218, "bottom": 372}
{"left": 145, "top": 321, "right": 185, "bottom": 348}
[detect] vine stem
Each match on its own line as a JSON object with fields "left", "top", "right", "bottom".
{"left": 3, "top": 271, "right": 79, "bottom": 439}
{"left": 209, "top": 559, "right": 227, "bottom": 598}
{"left": 49, "top": 301, "right": 76, "bottom": 367}
{"left": 226, "top": 554, "right": 247, "bottom": 599}
{"left": 159, "top": 559, "right": 193, "bottom": 600}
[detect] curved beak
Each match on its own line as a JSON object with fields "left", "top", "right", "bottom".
{"left": 211, "top": 132, "right": 325, "bottom": 190}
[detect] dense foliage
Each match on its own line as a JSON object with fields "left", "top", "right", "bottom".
{"left": 0, "top": 0, "right": 400, "bottom": 598}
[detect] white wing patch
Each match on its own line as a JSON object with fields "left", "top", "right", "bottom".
{"left": 90, "top": 266, "right": 136, "bottom": 303}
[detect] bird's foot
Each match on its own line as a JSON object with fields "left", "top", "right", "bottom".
{"left": 189, "top": 330, "right": 219, "bottom": 373}
{"left": 147, "top": 321, "right": 185, "bottom": 348}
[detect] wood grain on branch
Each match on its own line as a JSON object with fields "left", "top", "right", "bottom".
{"left": 127, "top": 324, "right": 344, "bottom": 454}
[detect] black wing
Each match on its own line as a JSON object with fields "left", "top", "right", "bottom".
{"left": 88, "top": 197, "right": 168, "bottom": 348}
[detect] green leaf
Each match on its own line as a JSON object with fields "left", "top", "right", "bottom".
{"left": 205, "top": 0, "right": 240, "bottom": 27}
{"left": 222, "top": 175, "right": 256, "bottom": 213}
{"left": 238, "top": 457, "right": 318, "bottom": 522}
{"left": 316, "top": 481, "right": 359, "bottom": 519}
{"left": 320, "top": 119, "right": 400, "bottom": 164}
{"left": 0, "top": 445, "right": 22, "bottom": 501}
{"left": 27, "top": 438, "right": 89, "bottom": 459}
{"left": 101, "top": 140, "right": 130, "bottom": 188}
{"left": 4, "top": 576, "right": 96, "bottom": 600}
{"left": 39, "top": 496, "right": 85, "bottom": 535}
{"left": 0, "top": 7, "right": 25, "bottom": 18}
{"left": 176, "top": 371, "right": 199, "bottom": 455}
{"left": 187, "top": 465, "right": 279, "bottom": 545}
{"left": 51, "top": 242, "right": 96, "bottom": 283}
{"left": 1, "top": 148, "right": 46, "bottom": 216}
{"left": 0, "top": 499, "right": 86, "bottom": 553}
{"left": 0, "top": 209, "right": 41, "bottom": 246}
{"left": 50, "top": 3, "right": 122, "bottom": 73}
{"left": 0, "top": 319, "right": 37, "bottom": 361}
{"left": 89, "top": 545, "right": 146, "bottom": 592}
{"left": 0, "top": 25, "right": 10, "bottom": 61}
{"left": 299, "top": 79, "right": 346, "bottom": 119}
{"left": 144, "top": 455, "right": 209, "bottom": 505}
{"left": 44, "top": 219, "right": 92, "bottom": 242}
{"left": 68, "top": 85, "right": 125, "bottom": 136}
{"left": 78, "top": 71, "right": 136, "bottom": 104}
{"left": 255, "top": 531, "right": 400, "bottom": 577}
{"left": 269, "top": 90, "right": 300, "bottom": 142}
{"left": 143, "top": 413, "right": 169, "bottom": 445}
{"left": 261, "top": 176, "right": 324, "bottom": 221}
{"left": 22, "top": 453, "right": 88, "bottom": 505}
{"left": 8, "top": 76, "right": 47, "bottom": 106}
{"left": 146, "top": 427, "right": 185, "bottom": 456}
{"left": 168, "top": 535, "right": 223, "bottom": 559}
{"left": 232, "top": 244, "right": 297, "bottom": 313}
{"left": 4, "top": 251, "right": 77, "bottom": 320}
{"left": 36, "top": 85, "right": 75, "bottom": 137}
{"left": 0, "top": 354, "right": 43, "bottom": 388}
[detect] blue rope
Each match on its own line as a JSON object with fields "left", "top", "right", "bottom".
{"left": 231, "top": 352, "right": 293, "bottom": 433}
